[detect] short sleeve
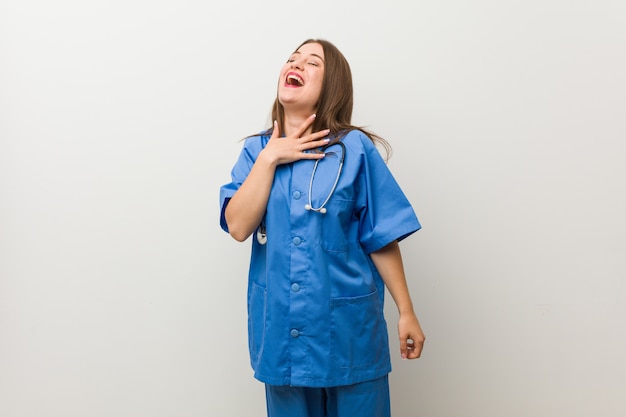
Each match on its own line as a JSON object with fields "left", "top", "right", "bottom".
{"left": 219, "top": 136, "right": 266, "bottom": 233}
{"left": 355, "top": 138, "right": 421, "bottom": 253}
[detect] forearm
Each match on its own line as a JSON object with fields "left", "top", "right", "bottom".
{"left": 224, "top": 151, "right": 277, "bottom": 242}
{"left": 370, "top": 240, "right": 414, "bottom": 314}
{"left": 371, "top": 240, "right": 425, "bottom": 359}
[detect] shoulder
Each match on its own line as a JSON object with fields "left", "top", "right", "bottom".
{"left": 340, "top": 129, "right": 383, "bottom": 159}
{"left": 241, "top": 131, "right": 271, "bottom": 156}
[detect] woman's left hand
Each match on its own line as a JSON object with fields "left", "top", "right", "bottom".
{"left": 398, "top": 311, "right": 425, "bottom": 360}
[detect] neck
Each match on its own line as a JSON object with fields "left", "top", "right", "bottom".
{"left": 283, "top": 109, "right": 316, "bottom": 137}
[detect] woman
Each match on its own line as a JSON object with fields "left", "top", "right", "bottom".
{"left": 220, "top": 39, "right": 425, "bottom": 417}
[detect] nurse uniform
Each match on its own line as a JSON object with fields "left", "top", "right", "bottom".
{"left": 220, "top": 129, "right": 421, "bottom": 416}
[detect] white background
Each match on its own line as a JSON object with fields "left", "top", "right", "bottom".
{"left": 1, "top": 1, "right": 625, "bottom": 416}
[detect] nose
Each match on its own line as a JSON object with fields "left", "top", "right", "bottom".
{"left": 290, "top": 58, "right": 303, "bottom": 70}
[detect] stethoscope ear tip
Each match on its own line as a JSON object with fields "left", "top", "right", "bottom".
{"left": 304, "top": 204, "right": 328, "bottom": 214}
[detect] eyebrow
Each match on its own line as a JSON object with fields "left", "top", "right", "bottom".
{"left": 292, "top": 51, "right": 325, "bottom": 62}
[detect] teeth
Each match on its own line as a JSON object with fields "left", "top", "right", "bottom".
{"left": 287, "top": 74, "right": 304, "bottom": 86}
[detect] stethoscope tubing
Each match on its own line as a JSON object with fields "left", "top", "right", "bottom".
{"left": 305, "top": 141, "right": 346, "bottom": 214}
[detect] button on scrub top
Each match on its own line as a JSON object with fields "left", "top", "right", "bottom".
{"left": 220, "top": 130, "right": 421, "bottom": 387}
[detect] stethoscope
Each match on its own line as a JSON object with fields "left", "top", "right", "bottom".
{"left": 256, "top": 141, "right": 346, "bottom": 245}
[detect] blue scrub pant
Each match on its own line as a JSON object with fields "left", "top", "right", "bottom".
{"left": 265, "top": 375, "right": 391, "bottom": 417}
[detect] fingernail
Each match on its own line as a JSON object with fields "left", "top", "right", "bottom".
{"left": 311, "top": 114, "right": 316, "bottom": 118}
{"left": 401, "top": 353, "right": 407, "bottom": 360}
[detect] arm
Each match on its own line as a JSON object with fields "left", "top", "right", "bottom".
{"left": 370, "top": 240, "right": 425, "bottom": 359}
{"left": 225, "top": 116, "right": 330, "bottom": 241}
{"left": 224, "top": 146, "right": 277, "bottom": 242}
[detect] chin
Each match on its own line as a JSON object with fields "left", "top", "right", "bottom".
{"left": 279, "top": 96, "right": 315, "bottom": 112}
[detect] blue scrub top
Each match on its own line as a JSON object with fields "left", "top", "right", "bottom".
{"left": 220, "top": 130, "right": 421, "bottom": 387}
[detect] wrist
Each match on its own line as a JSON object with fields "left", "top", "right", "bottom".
{"left": 398, "top": 306, "right": 416, "bottom": 317}
{"left": 258, "top": 148, "right": 279, "bottom": 168}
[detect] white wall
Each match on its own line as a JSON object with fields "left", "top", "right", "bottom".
{"left": 1, "top": 1, "right": 625, "bottom": 416}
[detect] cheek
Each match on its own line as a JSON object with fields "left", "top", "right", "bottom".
{"left": 308, "top": 71, "right": 322, "bottom": 89}
{"left": 313, "top": 78, "right": 324, "bottom": 98}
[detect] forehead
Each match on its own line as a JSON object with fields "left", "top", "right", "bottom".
{"left": 294, "top": 42, "right": 324, "bottom": 60}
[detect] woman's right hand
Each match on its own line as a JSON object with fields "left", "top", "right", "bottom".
{"left": 260, "top": 114, "right": 331, "bottom": 166}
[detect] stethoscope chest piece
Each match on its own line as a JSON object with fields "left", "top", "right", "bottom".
{"left": 256, "top": 224, "right": 267, "bottom": 244}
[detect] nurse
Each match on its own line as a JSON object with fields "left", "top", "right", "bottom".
{"left": 220, "top": 39, "right": 425, "bottom": 417}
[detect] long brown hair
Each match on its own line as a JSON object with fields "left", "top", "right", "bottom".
{"left": 267, "top": 39, "right": 392, "bottom": 159}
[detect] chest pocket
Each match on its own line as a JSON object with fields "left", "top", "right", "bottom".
{"left": 318, "top": 198, "right": 354, "bottom": 253}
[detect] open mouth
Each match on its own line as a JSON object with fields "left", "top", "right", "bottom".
{"left": 286, "top": 72, "right": 304, "bottom": 87}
